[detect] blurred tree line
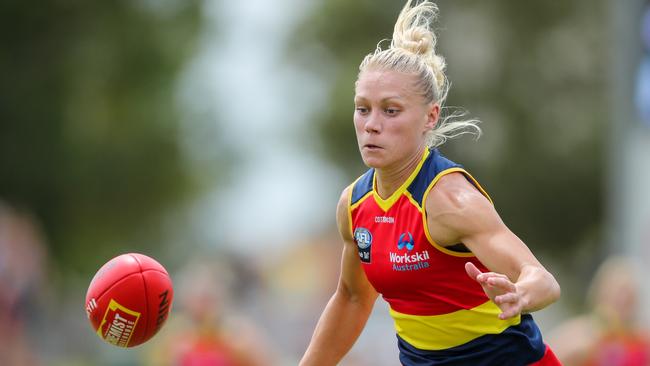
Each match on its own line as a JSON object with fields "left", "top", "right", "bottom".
{"left": 0, "top": 0, "right": 203, "bottom": 273}
{"left": 0, "top": 0, "right": 608, "bottom": 308}
{"left": 289, "top": 0, "right": 607, "bottom": 299}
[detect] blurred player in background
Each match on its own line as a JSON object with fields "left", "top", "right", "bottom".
{"left": 146, "top": 259, "right": 274, "bottom": 366}
{"left": 0, "top": 201, "right": 47, "bottom": 366}
{"left": 548, "top": 256, "right": 650, "bottom": 366}
{"left": 300, "top": 1, "right": 561, "bottom": 365}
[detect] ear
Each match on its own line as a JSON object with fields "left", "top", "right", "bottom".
{"left": 424, "top": 103, "right": 440, "bottom": 131}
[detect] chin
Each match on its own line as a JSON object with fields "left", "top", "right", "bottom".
{"left": 360, "top": 153, "right": 386, "bottom": 169}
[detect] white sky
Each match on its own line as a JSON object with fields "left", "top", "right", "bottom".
{"left": 176, "top": 0, "right": 346, "bottom": 254}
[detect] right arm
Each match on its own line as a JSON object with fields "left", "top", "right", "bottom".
{"left": 299, "top": 187, "right": 379, "bottom": 366}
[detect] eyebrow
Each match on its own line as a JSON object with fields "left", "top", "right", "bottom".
{"left": 354, "top": 96, "right": 404, "bottom": 102}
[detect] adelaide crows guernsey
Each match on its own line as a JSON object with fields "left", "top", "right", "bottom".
{"left": 348, "top": 148, "right": 547, "bottom": 365}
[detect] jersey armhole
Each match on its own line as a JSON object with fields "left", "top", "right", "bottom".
{"left": 346, "top": 182, "right": 355, "bottom": 239}
{"left": 420, "top": 167, "right": 493, "bottom": 258}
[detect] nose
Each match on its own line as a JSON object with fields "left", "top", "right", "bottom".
{"left": 364, "top": 111, "right": 381, "bottom": 134}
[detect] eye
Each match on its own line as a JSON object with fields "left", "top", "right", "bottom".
{"left": 355, "top": 106, "right": 369, "bottom": 115}
{"left": 385, "top": 107, "right": 400, "bottom": 116}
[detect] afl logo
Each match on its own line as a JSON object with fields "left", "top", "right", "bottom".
{"left": 397, "top": 232, "right": 414, "bottom": 251}
{"left": 354, "top": 227, "right": 372, "bottom": 249}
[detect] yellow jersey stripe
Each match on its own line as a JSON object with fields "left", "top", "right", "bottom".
{"left": 389, "top": 301, "right": 521, "bottom": 350}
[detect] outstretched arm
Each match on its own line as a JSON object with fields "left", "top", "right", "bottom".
{"left": 300, "top": 187, "right": 379, "bottom": 366}
{"left": 426, "top": 172, "right": 560, "bottom": 319}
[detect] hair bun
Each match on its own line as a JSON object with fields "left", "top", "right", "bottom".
{"left": 430, "top": 54, "right": 446, "bottom": 91}
{"left": 357, "top": 0, "right": 482, "bottom": 148}
{"left": 395, "top": 27, "right": 433, "bottom": 55}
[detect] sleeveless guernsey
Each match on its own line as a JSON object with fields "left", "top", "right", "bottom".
{"left": 348, "top": 148, "right": 548, "bottom": 365}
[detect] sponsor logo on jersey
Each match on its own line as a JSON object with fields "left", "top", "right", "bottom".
{"left": 354, "top": 227, "right": 372, "bottom": 263}
{"left": 374, "top": 216, "right": 395, "bottom": 224}
{"left": 391, "top": 231, "right": 430, "bottom": 271}
{"left": 397, "top": 231, "right": 415, "bottom": 250}
{"left": 98, "top": 299, "right": 141, "bottom": 347}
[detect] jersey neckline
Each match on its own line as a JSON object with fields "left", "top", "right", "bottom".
{"left": 371, "top": 148, "right": 430, "bottom": 212}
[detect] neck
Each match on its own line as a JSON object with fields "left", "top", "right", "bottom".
{"left": 375, "top": 146, "right": 426, "bottom": 199}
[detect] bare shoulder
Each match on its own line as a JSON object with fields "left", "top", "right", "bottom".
{"left": 425, "top": 172, "right": 500, "bottom": 243}
{"left": 427, "top": 172, "right": 493, "bottom": 217}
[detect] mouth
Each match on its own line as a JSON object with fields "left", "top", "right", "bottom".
{"left": 363, "top": 144, "right": 382, "bottom": 150}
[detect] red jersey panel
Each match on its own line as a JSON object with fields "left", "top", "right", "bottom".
{"left": 348, "top": 148, "right": 526, "bottom": 351}
{"left": 349, "top": 149, "right": 489, "bottom": 316}
{"left": 351, "top": 192, "right": 489, "bottom": 315}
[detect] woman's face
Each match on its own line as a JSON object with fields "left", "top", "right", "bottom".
{"left": 354, "top": 69, "right": 439, "bottom": 170}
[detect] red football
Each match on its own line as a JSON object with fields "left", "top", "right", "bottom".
{"left": 85, "top": 253, "right": 173, "bottom": 347}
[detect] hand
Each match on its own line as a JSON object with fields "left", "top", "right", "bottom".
{"left": 465, "top": 262, "right": 523, "bottom": 320}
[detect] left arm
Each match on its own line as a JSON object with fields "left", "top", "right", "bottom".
{"left": 426, "top": 172, "right": 561, "bottom": 319}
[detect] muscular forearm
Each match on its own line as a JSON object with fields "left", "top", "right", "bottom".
{"left": 516, "top": 264, "right": 561, "bottom": 313}
{"left": 300, "top": 291, "right": 375, "bottom": 366}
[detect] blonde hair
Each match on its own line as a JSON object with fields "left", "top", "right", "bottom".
{"left": 358, "top": 0, "right": 481, "bottom": 147}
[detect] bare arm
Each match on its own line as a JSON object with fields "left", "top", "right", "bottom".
{"left": 299, "top": 187, "right": 379, "bottom": 366}
{"left": 426, "top": 173, "right": 560, "bottom": 319}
